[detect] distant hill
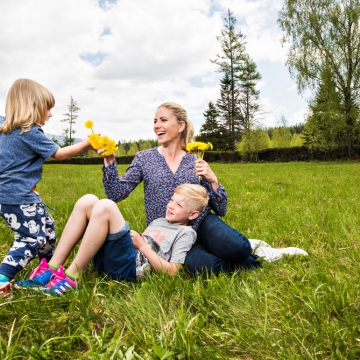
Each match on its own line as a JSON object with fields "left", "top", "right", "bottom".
{"left": 46, "top": 133, "right": 81, "bottom": 146}
{"left": 0, "top": 118, "right": 81, "bottom": 146}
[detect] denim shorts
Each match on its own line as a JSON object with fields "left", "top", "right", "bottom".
{"left": 92, "top": 222, "right": 137, "bottom": 281}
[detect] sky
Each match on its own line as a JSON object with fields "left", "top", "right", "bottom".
{"left": 0, "top": 0, "right": 309, "bottom": 142}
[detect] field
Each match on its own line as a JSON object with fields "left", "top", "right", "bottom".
{"left": 0, "top": 162, "right": 359, "bottom": 359}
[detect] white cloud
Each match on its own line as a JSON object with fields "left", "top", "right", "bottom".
{"left": 0, "top": 0, "right": 307, "bottom": 142}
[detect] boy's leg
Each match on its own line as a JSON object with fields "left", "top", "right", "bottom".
{"left": 65, "top": 199, "right": 126, "bottom": 277}
{"left": 92, "top": 222, "right": 136, "bottom": 281}
{"left": 49, "top": 194, "right": 100, "bottom": 267}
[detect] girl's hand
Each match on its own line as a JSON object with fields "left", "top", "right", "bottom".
{"left": 130, "top": 230, "right": 146, "bottom": 250}
{"left": 81, "top": 137, "right": 93, "bottom": 149}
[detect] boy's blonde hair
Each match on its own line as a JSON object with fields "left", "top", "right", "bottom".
{"left": 158, "top": 102, "right": 194, "bottom": 150}
{"left": 173, "top": 184, "right": 209, "bottom": 212}
{"left": 1, "top": 79, "right": 55, "bottom": 135}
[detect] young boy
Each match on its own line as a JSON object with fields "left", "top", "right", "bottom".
{"left": 16, "top": 184, "right": 209, "bottom": 295}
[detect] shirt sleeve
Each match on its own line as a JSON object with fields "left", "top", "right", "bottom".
{"left": 23, "top": 127, "right": 59, "bottom": 159}
{"left": 201, "top": 177, "right": 228, "bottom": 216}
{"left": 102, "top": 154, "right": 143, "bottom": 203}
{"left": 168, "top": 228, "right": 197, "bottom": 264}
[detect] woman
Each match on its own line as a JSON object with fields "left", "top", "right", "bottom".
{"left": 102, "top": 102, "right": 260, "bottom": 274}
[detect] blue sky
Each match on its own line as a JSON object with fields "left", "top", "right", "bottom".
{"left": 0, "top": 0, "right": 308, "bottom": 142}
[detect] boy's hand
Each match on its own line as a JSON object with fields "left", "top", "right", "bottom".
{"left": 130, "top": 230, "right": 146, "bottom": 250}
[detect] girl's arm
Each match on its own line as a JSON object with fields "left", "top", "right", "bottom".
{"left": 130, "top": 230, "right": 181, "bottom": 275}
{"left": 52, "top": 138, "right": 91, "bottom": 160}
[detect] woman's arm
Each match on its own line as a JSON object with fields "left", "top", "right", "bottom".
{"left": 193, "top": 158, "right": 227, "bottom": 216}
{"left": 102, "top": 154, "right": 143, "bottom": 203}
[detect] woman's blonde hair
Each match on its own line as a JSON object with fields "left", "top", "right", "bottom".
{"left": 1, "top": 79, "right": 55, "bottom": 135}
{"left": 174, "top": 184, "right": 209, "bottom": 212}
{"left": 158, "top": 102, "right": 194, "bottom": 150}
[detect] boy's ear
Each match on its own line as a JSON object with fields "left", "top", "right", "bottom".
{"left": 188, "top": 210, "right": 200, "bottom": 221}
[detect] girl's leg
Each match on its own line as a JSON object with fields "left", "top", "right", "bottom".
{"left": 0, "top": 204, "right": 42, "bottom": 280}
{"left": 65, "top": 199, "right": 126, "bottom": 277}
{"left": 49, "top": 194, "right": 100, "bottom": 266}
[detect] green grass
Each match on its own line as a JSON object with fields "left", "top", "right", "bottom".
{"left": 0, "top": 162, "right": 359, "bottom": 359}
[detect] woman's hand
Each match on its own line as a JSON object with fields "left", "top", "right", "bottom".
{"left": 97, "top": 149, "right": 116, "bottom": 167}
{"left": 130, "top": 230, "right": 146, "bottom": 250}
{"left": 195, "top": 159, "right": 218, "bottom": 190}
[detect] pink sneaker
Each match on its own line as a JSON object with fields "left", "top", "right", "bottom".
{"left": 44, "top": 266, "right": 79, "bottom": 295}
{"left": 14, "top": 258, "right": 57, "bottom": 289}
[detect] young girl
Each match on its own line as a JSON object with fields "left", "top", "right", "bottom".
{"left": 0, "top": 78, "right": 92, "bottom": 299}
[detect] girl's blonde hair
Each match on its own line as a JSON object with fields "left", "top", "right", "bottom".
{"left": 1, "top": 79, "right": 55, "bottom": 135}
{"left": 158, "top": 102, "right": 194, "bottom": 150}
{"left": 174, "top": 184, "right": 209, "bottom": 212}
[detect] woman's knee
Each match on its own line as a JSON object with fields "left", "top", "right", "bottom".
{"left": 197, "top": 214, "right": 253, "bottom": 261}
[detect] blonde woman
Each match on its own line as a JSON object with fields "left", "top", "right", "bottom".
{"left": 101, "top": 102, "right": 306, "bottom": 273}
{"left": 101, "top": 102, "right": 261, "bottom": 274}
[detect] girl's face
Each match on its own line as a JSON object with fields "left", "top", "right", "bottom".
{"left": 153, "top": 107, "right": 185, "bottom": 146}
{"left": 40, "top": 109, "right": 52, "bottom": 126}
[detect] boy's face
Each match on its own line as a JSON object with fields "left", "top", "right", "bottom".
{"left": 166, "top": 192, "right": 198, "bottom": 225}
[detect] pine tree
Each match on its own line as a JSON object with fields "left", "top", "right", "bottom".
{"left": 303, "top": 67, "right": 347, "bottom": 150}
{"left": 196, "top": 101, "right": 227, "bottom": 150}
{"left": 211, "top": 9, "right": 246, "bottom": 151}
{"left": 61, "top": 96, "right": 80, "bottom": 146}
{"left": 238, "top": 54, "right": 262, "bottom": 131}
{"left": 127, "top": 142, "right": 139, "bottom": 155}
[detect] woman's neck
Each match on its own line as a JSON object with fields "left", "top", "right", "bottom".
{"left": 158, "top": 142, "right": 186, "bottom": 174}
{"left": 158, "top": 142, "right": 185, "bottom": 160}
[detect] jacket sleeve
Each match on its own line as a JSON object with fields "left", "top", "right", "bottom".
{"left": 201, "top": 178, "right": 228, "bottom": 216}
{"left": 102, "top": 155, "right": 143, "bottom": 203}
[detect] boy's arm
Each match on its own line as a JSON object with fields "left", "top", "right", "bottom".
{"left": 51, "top": 138, "right": 92, "bottom": 160}
{"left": 130, "top": 230, "right": 182, "bottom": 275}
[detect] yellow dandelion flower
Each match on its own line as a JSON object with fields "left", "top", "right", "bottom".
{"left": 99, "top": 135, "right": 110, "bottom": 149}
{"left": 84, "top": 120, "right": 94, "bottom": 130}
{"left": 85, "top": 120, "right": 117, "bottom": 156}
{"left": 246, "top": 191, "right": 251, "bottom": 195}
{"left": 88, "top": 133, "right": 100, "bottom": 149}
{"left": 186, "top": 141, "right": 213, "bottom": 159}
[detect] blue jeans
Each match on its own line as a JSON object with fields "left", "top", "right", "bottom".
{"left": 185, "top": 213, "right": 259, "bottom": 275}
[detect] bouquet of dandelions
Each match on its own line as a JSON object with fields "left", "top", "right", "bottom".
{"left": 84, "top": 120, "right": 118, "bottom": 156}
{"left": 186, "top": 141, "right": 213, "bottom": 180}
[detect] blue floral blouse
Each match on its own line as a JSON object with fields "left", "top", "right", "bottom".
{"left": 102, "top": 147, "right": 227, "bottom": 230}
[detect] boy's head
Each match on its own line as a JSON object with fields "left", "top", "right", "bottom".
{"left": 166, "top": 184, "right": 209, "bottom": 225}
{"left": 2, "top": 78, "right": 55, "bottom": 135}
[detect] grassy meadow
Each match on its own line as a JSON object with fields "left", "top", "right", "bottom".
{"left": 0, "top": 161, "right": 359, "bottom": 359}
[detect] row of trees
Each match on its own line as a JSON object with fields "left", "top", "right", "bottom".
{"left": 278, "top": 0, "right": 360, "bottom": 157}
{"left": 198, "top": 2, "right": 360, "bottom": 158}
